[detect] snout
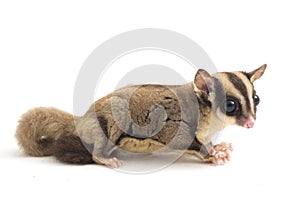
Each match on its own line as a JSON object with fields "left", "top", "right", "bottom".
{"left": 239, "top": 115, "right": 256, "bottom": 129}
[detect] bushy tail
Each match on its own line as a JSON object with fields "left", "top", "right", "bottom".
{"left": 15, "top": 107, "right": 76, "bottom": 156}
{"left": 15, "top": 107, "right": 94, "bottom": 164}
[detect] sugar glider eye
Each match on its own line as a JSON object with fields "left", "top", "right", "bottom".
{"left": 221, "top": 98, "right": 240, "bottom": 116}
{"left": 253, "top": 94, "right": 260, "bottom": 106}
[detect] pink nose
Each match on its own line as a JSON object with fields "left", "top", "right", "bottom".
{"left": 245, "top": 121, "right": 255, "bottom": 128}
{"left": 244, "top": 116, "right": 255, "bottom": 128}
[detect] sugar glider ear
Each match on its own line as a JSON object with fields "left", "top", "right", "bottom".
{"left": 247, "top": 64, "right": 267, "bottom": 83}
{"left": 194, "top": 69, "right": 214, "bottom": 95}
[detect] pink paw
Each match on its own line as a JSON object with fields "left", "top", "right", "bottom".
{"left": 93, "top": 156, "right": 123, "bottom": 168}
{"left": 210, "top": 142, "right": 233, "bottom": 165}
{"left": 105, "top": 157, "right": 123, "bottom": 168}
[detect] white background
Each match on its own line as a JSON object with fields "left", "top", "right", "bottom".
{"left": 0, "top": 0, "right": 299, "bottom": 199}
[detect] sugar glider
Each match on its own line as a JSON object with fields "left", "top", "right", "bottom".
{"left": 15, "top": 65, "right": 267, "bottom": 168}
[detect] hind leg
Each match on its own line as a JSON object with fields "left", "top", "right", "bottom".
{"left": 92, "top": 155, "right": 123, "bottom": 168}
{"left": 91, "top": 139, "right": 123, "bottom": 168}
{"left": 76, "top": 116, "right": 123, "bottom": 168}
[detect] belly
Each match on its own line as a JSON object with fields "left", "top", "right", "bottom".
{"left": 117, "top": 137, "right": 165, "bottom": 153}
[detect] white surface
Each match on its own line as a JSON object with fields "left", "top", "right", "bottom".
{"left": 0, "top": 1, "right": 299, "bottom": 200}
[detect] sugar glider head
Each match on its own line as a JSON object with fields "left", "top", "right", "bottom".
{"left": 193, "top": 64, "right": 267, "bottom": 129}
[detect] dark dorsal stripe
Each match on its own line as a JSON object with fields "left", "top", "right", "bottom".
{"left": 241, "top": 71, "right": 251, "bottom": 80}
{"left": 225, "top": 72, "right": 251, "bottom": 112}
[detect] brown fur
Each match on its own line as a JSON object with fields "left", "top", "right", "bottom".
{"left": 54, "top": 135, "right": 94, "bottom": 164}
{"left": 74, "top": 83, "right": 203, "bottom": 165}
{"left": 15, "top": 65, "right": 267, "bottom": 167}
{"left": 15, "top": 107, "right": 76, "bottom": 156}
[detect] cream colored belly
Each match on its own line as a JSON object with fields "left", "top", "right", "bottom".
{"left": 117, "top": 138, "right": 165, "bottom": 153}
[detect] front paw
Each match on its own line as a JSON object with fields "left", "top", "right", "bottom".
{"left": 214, "top": 142, "right": 233, "bottom": 153}
{"left": 209, "top": 142, "right": 233, "bottom": 165}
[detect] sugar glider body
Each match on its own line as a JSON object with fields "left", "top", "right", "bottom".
{"left": 16, "top": 65, "right": 267, "bottom": 168}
